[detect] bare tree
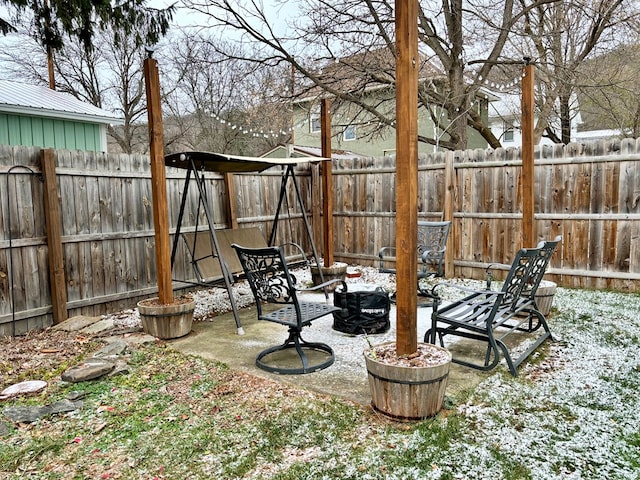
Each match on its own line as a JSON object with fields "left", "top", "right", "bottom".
{"left": 161, "top": 30, "right": 293, "bottom": 156}
{"left": 0, "top": 27, "right": 150, "bottom": 153}
{"left": 575, "top": 44, "right": 640, "bottom": 138}
{"left": 514, "top": 0, "right": 635, "bottom": 144}
{"left": 1, "top": 22, "right": 293, "bottom": 155}
{"left": 180, "top": 0, "right": 569, "bottom": 150}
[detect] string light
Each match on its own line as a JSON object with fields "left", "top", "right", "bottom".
{"left": 479, "top": 77, "right": 522, "bottom": 93}
{"left": 203, "top": 110, "right": 294, "bottom": 139}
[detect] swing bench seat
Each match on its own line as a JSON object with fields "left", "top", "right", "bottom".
{"left": 181, "top": 228, "right": 310, "bottom": 286}
{"left": 181, "top": 227, "right": 268, "bottom": 285}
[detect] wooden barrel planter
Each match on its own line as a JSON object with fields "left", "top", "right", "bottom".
{"left": 138, "top": 296, "right": 195, "bottom": 340}
{"left": 535, "top": 280, "right": 557, "bottom": 317}
{"left": 364, "top": 342, "right": 451, "bottom": 421}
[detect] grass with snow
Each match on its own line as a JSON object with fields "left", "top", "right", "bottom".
{"left": 1, "top": 285, "right": 640, "bottom": 479}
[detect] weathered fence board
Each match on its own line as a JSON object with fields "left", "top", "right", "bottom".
{"left": 1, "top": 139, "right": 640, "bottom": 335}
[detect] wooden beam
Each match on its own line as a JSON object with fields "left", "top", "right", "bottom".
{"left": 143, "top": 55, "right": 173, "bottom": 304}
{"left": 321, "top": 98, "right": 334, "bottom": 266}
{"left": 311, "top": 164, "right": 322, "bottom": 253}
{"left": 41, "top": 148, "right": 67, "bottom": 324}
{"left": 521, "top": 61, "right": 535, "bottom": 248}
{"left": 395, "top": 0, "right": 419, "bottom": 355}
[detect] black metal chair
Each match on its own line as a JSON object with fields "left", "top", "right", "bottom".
{"left": 424, "top": 237, "right": 561, "bottom": 376}
{"left": 379, "top": 220, "right": 451, "bottom": 305}
{"left": 232, "top": 244, "right": 346, "bottom": 375}
{"left": 378, "top": 221, "right": 451, "bottom": 279}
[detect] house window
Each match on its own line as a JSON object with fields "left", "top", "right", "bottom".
{"left": 343, "top": 125, "right": 356, "bottom": 141}
{"left": 503, "top": 121, "right": 515, "bottom": 142}
{"left": 310, "top": 113, "right": 321, "bottom": 133}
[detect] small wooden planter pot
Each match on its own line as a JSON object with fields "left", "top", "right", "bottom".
{"left": 138, "top": 296, "right": 195, "bottom": 339}
{"left": 310, "top": 262, "right": 347, "bottom": 292}
{"left": 535, "top": 280, "right": 557, "bottom": 317}
{"left": 364, "top": 342, "right": 451, "bottom": 421}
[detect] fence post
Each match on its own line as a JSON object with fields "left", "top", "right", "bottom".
{"left": 224, "top": 173, "right": 238, "bottom": 229}
{"left": 41, "top": 148, "right": 68, "bottom": 324}
{"left": 444, "top": 152, "right": 455, "bottom": 278}
{"left": 310, "top": 164, "right": 322, "bottom": 252}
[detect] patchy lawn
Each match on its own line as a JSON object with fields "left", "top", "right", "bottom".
{"left": 1, "top": 284, "right": 640, "bottom": 479}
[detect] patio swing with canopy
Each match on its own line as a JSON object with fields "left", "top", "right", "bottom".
{"left": 164, "top": 151, "right": 329, "bottom": 335}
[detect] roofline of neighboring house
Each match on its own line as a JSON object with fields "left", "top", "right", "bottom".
{"left": 477, "top": 89, "right": 501, "bottom": 103}
{"left": 292, "top": 81, "right": 397, "bottom": 105}
{"left": 294, "top": 81, "right": 500, "bottom": 106}
{"left": 261, "top": 143, "right": 367, "bottom": 159}
{"left": 0, "top": 104, "right": 124, "bottom": 125}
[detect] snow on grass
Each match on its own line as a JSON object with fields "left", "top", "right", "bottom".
{"left": 365, "top": 286, "right": 640, "bottom": 479}
{"left": 103, "top": 265, "right": 640, "bottom": 479}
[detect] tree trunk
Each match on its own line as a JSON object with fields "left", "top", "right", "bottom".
{"left": 559, "top": 92, "right": 572, "bottom": 144}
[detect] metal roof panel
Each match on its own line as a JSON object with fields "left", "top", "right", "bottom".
{"left": 0, "top": 79, "right": 123, "bottom": 124}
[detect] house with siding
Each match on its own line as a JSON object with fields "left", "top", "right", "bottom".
{"left": 292, "top": 48, "right": 491, "bottom": 157}
{"left": 0, "top": 79, "right": 123, "bottom": 152}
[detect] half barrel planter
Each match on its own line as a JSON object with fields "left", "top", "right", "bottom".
{"left": 364, "top": 342, "right": 452, "bottom": 421}
{"left": 310, "top": 262, "right": 348, "bottom": 292}
{"left": 138, "top": 296, "right": 195, "bottom": 339}
{"left": 535, "top": 280, "right": 557, "bottom": 317}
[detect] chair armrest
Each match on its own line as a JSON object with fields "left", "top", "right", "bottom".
{"left": 378, "top": 246, "right": 397, "bottom": 273}
{"left": 420, "top": 248, "right": 445, "bottom": 262}
{"left": 281, "top": 242, "right": 309, "bottom": 267}
{"left": 297, "top": 279, "right": 347, "bottom": 293}
{"left": 429, "top": 281, "right": 505, "bottom": 301}
{"left": 378, "top": 246, "right": 396, "bottom": 259}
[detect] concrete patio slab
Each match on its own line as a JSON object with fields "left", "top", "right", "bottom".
{"left": 169, "top": 293, "right": 492, "bottom": 407}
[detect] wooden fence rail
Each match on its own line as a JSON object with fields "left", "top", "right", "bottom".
{"left": 1, "top": 138, "right": 639, "bottom": 335}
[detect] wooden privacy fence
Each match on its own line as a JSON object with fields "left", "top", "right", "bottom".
{"left": 331, "top": 138, "right": 640, "bottom": 291}
{"left": 0, "top": 146, "right": 314, "bottom": 335}
{"left": 1, "top": 138, "right": 639, "bottom": 335}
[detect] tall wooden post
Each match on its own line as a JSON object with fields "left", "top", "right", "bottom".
{"left": 144, "top": 53, "right": 173, "bottom": 304}
{"left": 521, "top": 59, "right": 535, "bottom": 248}
{"left": 320, "top": 98, "right": 334, "bottom": 267}
{"left": 41, "top": 149, "right": 67, "bottom": 324}
{"left": 395, "top": 0, "right": 419, "bottom": 356}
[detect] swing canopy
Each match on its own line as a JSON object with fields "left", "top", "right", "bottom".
{"left": 165, "top": 150, "right": 331, "bottom": 335}
{"left": 165, "top": 151, "right": 329, "bottom": 173}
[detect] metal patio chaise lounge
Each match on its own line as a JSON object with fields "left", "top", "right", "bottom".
{"left": 424, "top": 236, "right": 561, "bottom": 376}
